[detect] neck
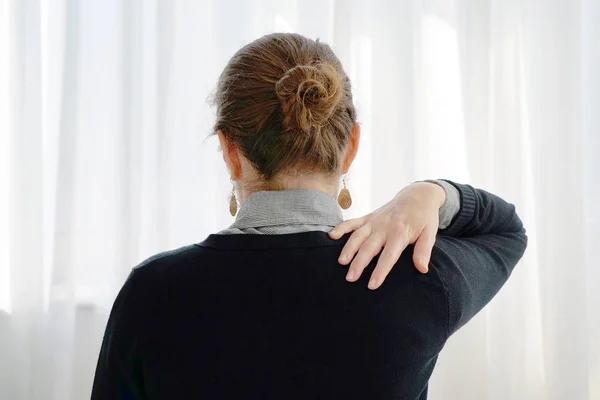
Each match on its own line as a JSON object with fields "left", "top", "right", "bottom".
{"left": 236, "top": 174, "right": 340, "bottom": 204}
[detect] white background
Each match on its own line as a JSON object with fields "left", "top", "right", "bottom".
{"left": 1, "top": 0, "right": 599, "bottom": 399}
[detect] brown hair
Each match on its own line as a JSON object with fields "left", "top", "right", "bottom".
{"left": 212, "top": 33, "right": 357, "bottom": 183}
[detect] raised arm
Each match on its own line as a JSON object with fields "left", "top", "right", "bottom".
{"left": 329, "top": 179, "right": 526, "bottom": 292}
{"left": 437, "top": 180, "right": 526, "bottom": 237}
{"left": 431, "top": 181, "right": 528, "bottom": 335}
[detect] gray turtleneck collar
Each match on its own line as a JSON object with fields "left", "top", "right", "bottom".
{"left": 217, "top": 189, "right": 343, "bottom": 235}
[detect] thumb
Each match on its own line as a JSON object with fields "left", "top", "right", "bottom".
{"left": 412, "top": 225, "right": 437, "bottom": 274}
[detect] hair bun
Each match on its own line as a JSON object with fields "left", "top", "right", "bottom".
{"left": 275, "top": 64, "right": 343, "bottom": 134}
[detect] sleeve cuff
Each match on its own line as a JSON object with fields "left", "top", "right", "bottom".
{"left": 438, "top": 179, "right": 477, "bottom": 236}
{"left": 424, "top": 179, "right": 461, "bottom": 229}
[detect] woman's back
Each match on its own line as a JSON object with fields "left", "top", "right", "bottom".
{"left": 92, "top": 182, "right": 527, "bottom": 399}
{"left": 129, "top": 235, "right": 443, "bottom": 399}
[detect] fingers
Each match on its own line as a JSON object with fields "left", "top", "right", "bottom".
{"left": 337, "top": 224, "right": 371, "bottom": 265}
{"left": 368, "top": 235, "right": 410, "bottom": 290}
{"left": 412, "top": 225, "right": 437, "bottom": 274}
{"left": 346, "top": 234, "right": 385, "bottom": 283}
{"left": 329, "top": 217, "right": 366, "bottom": 240}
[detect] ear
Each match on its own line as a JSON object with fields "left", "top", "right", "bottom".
{"left": 341, "top": 122, "right": 360, "bottom": 174}
{"left": 217, "top": 130, "right": 242, "bottom": 180}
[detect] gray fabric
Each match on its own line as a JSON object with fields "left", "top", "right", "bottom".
{"left": 218, "top": 183, "right": 461, "bottom": 235}
{"left": 218, "top": 224, "right": 336, "bottom": 235}
{"left": 217, "top": 189, "right": 343, "bottom": 235}
{"left": 426, "top": 179, "right": 461, "bottom": 230}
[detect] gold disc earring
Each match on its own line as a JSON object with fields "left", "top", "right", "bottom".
{"left": 229, "top": 185, "right": 238, "bottom": 216}
{"left": 337, "top": 176, "right": 352, "bottom": 210}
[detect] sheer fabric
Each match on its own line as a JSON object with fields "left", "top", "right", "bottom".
{"left": 1, "top": 0, "right": 598, "bottom": 398}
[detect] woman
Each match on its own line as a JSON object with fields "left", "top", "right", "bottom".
{"left": 92, "top": 33, "right": 527, "bottom": 399}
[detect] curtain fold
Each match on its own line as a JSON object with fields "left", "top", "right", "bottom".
{"left": 1, "top": 0, "right": 598, "bottom": 398}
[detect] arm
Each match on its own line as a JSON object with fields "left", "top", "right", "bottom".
{"left": 437, "top": 180, "right": 525, "bottom": 237}
{"left": 91, "top": 270, "right": 146, "bottom": 399}
{"left": 431, "top": 181, "right": 528, "bottom": 335}
{"left": 329, "top": 179, "right": 525, "bottom": 292}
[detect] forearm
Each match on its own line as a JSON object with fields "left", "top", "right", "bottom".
{"left": 436, "top": 180, "right": 526, "bottom": 237}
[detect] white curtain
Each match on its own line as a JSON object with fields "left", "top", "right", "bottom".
{"left": 1, "top": 0, "right": 598, "bottom": 399}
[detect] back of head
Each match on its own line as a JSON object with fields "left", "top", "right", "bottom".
{"left": 213, "top": 33, "right": 357, "bottom": 184}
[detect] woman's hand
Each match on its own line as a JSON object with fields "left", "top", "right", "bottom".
{"left": 329, "top": 181, "right": 446, "bottom": 290}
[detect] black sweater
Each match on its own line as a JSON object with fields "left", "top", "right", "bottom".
{"left": 91, "top": 181, "right": 528, "bottom": 400}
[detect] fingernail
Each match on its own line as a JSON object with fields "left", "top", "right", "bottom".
{"left": 339, "top": 254, "right": 347, "bottom": 263}
{"left": 346, "top": 271, "right": 355, "bottom": 281}
{"left": 368, "top": 278, "right": 378, "bottom": 289}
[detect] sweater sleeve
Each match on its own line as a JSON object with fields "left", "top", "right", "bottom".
{"left": 430, "top": 180, "right": 528, "bottom": 336}
{"left": 91, "top": 269, "right": 146, "bottom": 399}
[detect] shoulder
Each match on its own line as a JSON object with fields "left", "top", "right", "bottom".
{"left": 115, "top": 244, "right": 207, "bottom": 311}
{"left": 428, "top": 236, "right": 473, "bottom": 294}
{"left": 118, "top": 244, "right": 209, "bottom": 296}
{"left": 429, "top": 236, "right": 462, "bottom": 265}
{"left": 135, "top": 244, "right": 202, "bottom": 268}
{"left": 132, "top": 244, "right": 204, "bottom": 276}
